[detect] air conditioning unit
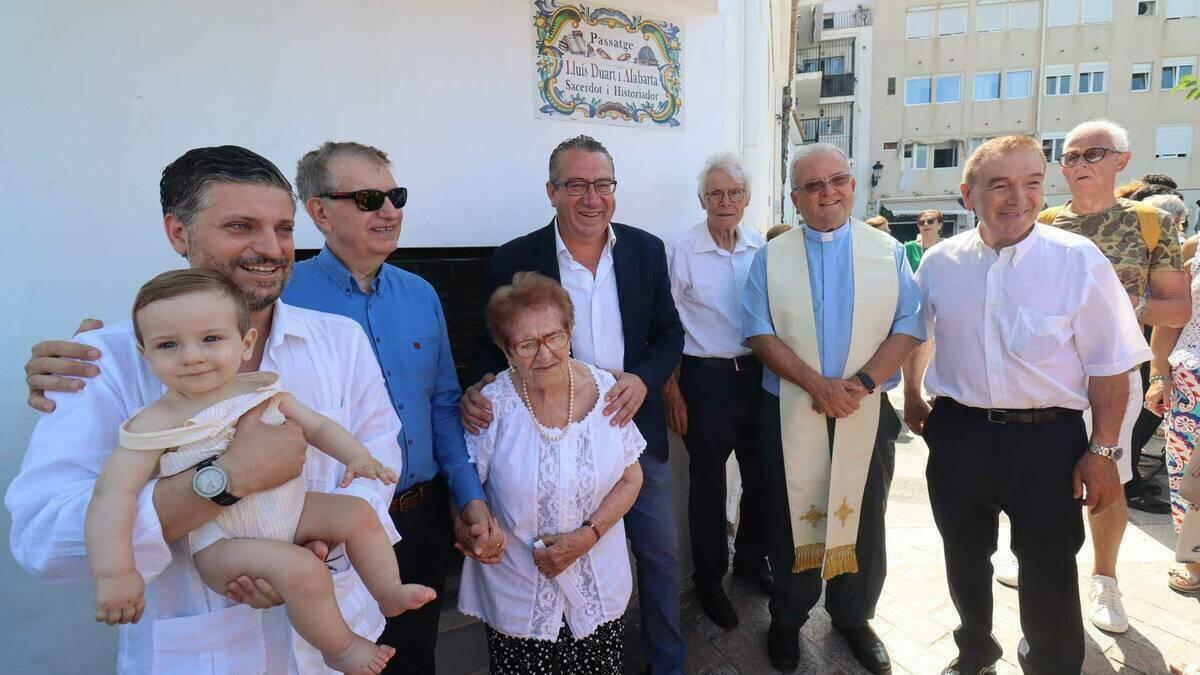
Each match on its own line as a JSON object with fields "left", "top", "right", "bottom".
{"left": 1138, "top": 1, "right": 1157, "bottom": 16}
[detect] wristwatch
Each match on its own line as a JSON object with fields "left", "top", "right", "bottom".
{"left": 1087, "top": 443, "right": 1124, "bottom": 463}
{"left": 192, "top": 458, "right": 240, "bottom": 506}
{"left": 854, "top": 371, "right": 877, "bottom": 394}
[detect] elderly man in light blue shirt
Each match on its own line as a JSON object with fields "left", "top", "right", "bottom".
{"left": 741, "top": 143, "right": 923, "bottom": 674}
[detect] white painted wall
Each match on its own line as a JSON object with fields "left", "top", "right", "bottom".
{"left": 0, "top": 1, "right": 770, "bottom": 670}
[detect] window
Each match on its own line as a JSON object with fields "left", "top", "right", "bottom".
{"left": 978, "top": 1, "right": 1006, "bottom": 31}
{"left": 905, "top": 143, "right": 929, "bottom": 170}
{"left": 1042, "top": 134, "right": 1067, "bottom": 162}
{"left": 907, "top": 7, "right": 935, "bottom": 38}
{"left": 1009, "top": 0, "right": 1040, "bottom": 28}
{"left": 1079, "top": 62, "right": 1108, "bottom": 93}
{"left": 932, "top": 141, "right": 959, "bottom": 168}
{"left": 798, "top": 118, "right": 819, "bottom": 141}
{"left": 1163, "top": 58, "right": 1196, "bottom": 90}
{"left": 1083, "top": 0, "right": 1113, "bottom": 22}
{"left": 939, "top": 5, "right": 968, "bottom": 35}
{"left": 887, "top": 77, "right": 896, "bottom": 95}
{"left": 968, "top": 137, "right": 994, "bottom": 154}
{"left": 883, "top": 141, "right": 900, "bottom": 150}
{"left": 1045, "top": 65, "right": 1074, "bottom": 95}
{"left": 823, "top": 13, "right": 835, "bottom": 29}
{"left": 820, "top": 116, "right": 845, "bottom": 135}
{"left": 1132, "top": 63, "right": 1152, "bottom": 91}
{"left": 1156, "top": 125, "right": 1193, "bottom": 157}
{"left": 1165, "top": 0, "right": 1199, "bottom": 18}
{"left": 1138, "top": 1, "right": 1158, "bottom": 16}
{"left": 1006, "top": 69, "right": 1033, "bottom": 97}
{"left": 1049, "top": 0, "right": 1077, "bottom": 25}
{"left": 906, "top": 76, "right": 932, "bottom": 105}
{"left": 936, "top": 74, "right": 963, "bottom": 103}
{"left": 974, "top": 72, "right": 1001, "bottom": 100}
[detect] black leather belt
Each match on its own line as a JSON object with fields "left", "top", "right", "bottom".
{"left": 389, "top": 481, "right": 434, "bottom": 513}
{"left": 682, "top": 354, "right": 759, "bottom": 372}
{"left": 940, "top": 397, "right": 1082, "bottom": 424}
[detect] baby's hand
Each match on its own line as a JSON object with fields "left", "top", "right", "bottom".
{"left": 94, "top": 571, "right": 146, "bottom": 625}
{"left": 341, "top": 455, "right": 399, "bottom": 487}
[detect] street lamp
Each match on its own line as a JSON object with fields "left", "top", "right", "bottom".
{"left": 870, "top": 161, "right": 883, "bottom": 187}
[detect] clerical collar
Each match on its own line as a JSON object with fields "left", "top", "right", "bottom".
{"left": 802, "top": 220, "right": 851, "bottom": 243}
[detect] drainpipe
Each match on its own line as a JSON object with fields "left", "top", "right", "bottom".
{"left": 1034, "top": 0, "right": 1048, "bottom": 139}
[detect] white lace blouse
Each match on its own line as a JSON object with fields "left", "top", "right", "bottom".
{"left": 458, "top": 363, "right": 646, "bottom": 640}
{"left": 1170, "top": 255, "right": 1200, "bottom": 371}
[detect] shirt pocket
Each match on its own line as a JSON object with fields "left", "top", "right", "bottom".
{"left": 1011, "top": 307, "right": 1072, "bottom": 365}
{"left": 408, "top": 335, "right": 441, "bottom": 395}
{"left": 150, "top": 603, "right": 266, "bottom": 674}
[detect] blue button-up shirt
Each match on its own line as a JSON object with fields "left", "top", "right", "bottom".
{"left": 283, "top": 246, "right": 485, "bottom": 509}
{"left": 741, "top": 222, "right": 925, "bottom": 395}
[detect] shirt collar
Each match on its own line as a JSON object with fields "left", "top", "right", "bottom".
{"left": 693, "top": 222, "right": 760, "bottom": 254}
{"left": 968, "top": 222, "right": 1041, "bottom": 266}
{"left": 802, "top": 219, "right": 851, "bottom": 243}
{"left": 315, "top": 245, "right": 382, "bottom": 296}
{"left": 263, "top": 300, "right": 310, "bottom": 354}
{"left": 554, "top": 218, "right": 617, "bottom": 259}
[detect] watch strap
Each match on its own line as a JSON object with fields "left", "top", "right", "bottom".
{"left": 194, "top": 457, "right": 240, "bottom": 506}
{"left": 855, "top": 371, "right": 877, "bottom": 394}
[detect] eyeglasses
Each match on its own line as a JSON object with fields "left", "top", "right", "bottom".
{"left": 511, "top": 331, "right": 570, "bottom": 358}
{"left": 553, "top": 180, "right": 618, "bottom": 196}
{"left": 321, "top": 187, "right": 408, "bottom": 212}
{"left": 918, "top": 218, "right": 940, "bottom": 225}
{"left": 704, "top": 188, "right": 747, "bottom": 204}
{"left": 792, "top": 173, "right": 852, "bottom": 195}
{"left": 1058, "top": 147, "right": 1121, "bottom": 168}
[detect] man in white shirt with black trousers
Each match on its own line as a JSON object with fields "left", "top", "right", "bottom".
{"left": 903, "top": 135, "right": 1150, "bottom": 675}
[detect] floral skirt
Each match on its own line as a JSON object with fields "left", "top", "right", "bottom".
{"left": 484, "top": 617, "right": 623, "bottom": 675}
{"left": 1166, "top": 367, "right": 1200, "bottom": 532}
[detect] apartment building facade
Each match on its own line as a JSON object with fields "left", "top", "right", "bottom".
{"left": 837, "top": 0, "right": 1199, "bottom": 241}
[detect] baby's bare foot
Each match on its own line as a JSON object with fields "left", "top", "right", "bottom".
{"left": 377, "top": 582, "right": 437, "bottom": 617}
{"left": 325, "top": 635, "right": 395, "bottom": 675}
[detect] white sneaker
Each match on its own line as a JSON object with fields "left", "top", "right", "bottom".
{"left": 994, "top": 557, "right": 1019, "bottom": 588}
{"left": 1090, "top": 575, "right": 1130, "bottom": 633}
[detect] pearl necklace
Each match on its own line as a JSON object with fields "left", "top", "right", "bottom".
{"left": 519, "top": 362, "right": 575, "bottom": 442}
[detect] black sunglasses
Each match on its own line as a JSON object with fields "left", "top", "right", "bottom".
{"left": 321, "top": 187, "right": 408, "bottom": 212}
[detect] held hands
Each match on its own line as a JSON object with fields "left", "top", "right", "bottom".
{"left": 903, "top": 394, "right": 933, "bottom": 436}
{"left": 94, "top": 570, "right": 146, "bottom": 625}
{"left": 340, "top": 455, "right": 399, "bottom": 487}
{"left": 1073, "top": 451, "right": 1122, "bottom": 514}
{"left": 532, "top": 528, "right": 596, "bottom": 579}
{"left": 1145, "top": 377, "right": 1173, "bottom": 417}
{"left": 25, "top": 318, "right": 105, "bottom": 412}
{"left": 663, "top": 375, "right": 688, "bottom": 437}
{"left": 454, "top": 499, "right": 506, "bottom": 564}
{"left": 603, "top": 371, "right": 647, "bottom": 427}
{"left": 461, "top": 373, "right": 497, "bottom": 435}
{"left": 807, "top": 376, "right": 865, "bottom": 418}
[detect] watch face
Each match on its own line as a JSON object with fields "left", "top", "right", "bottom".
{"left": 194, "top": 466, "right": 226, "bottom": 498}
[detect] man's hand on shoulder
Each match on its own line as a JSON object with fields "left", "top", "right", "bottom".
{"left": 603, "top": 371, "right": 647, "bottom": 427}
{"left": 461, "top": 373, "right": 496, "bottom": 435}
{"left": 25, "top": 318, "right": 105, "bottom": 413}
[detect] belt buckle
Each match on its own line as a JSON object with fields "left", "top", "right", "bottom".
{"left": 987, "top": 409, "right": 1007, "bottom": 424}
{"left": 394, "top": 486, "right": 423, "bottom": 512}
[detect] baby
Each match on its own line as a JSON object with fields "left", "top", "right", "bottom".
{"left": 84, "top": 269, "right": 435, "bottom": 675}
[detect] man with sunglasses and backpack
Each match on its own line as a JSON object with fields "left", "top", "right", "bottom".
{"left": 286, "top": 141, "right": 506, "bottom": 673}
{"left": 1025, "top": 119, "right": 1189, "bottom": 636}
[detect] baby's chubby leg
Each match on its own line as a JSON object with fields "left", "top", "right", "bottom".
{"left": 194, "top": 539, "right": 394, "bottom": 674}
{"left": 294, "top": 492, "right": 436, "bottom": 617}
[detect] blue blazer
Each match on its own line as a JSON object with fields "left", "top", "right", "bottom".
{"left": 470, "top": 220, "right": 684, "bottom": 462}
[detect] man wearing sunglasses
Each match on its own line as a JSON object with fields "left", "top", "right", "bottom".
{"left": 742, "top": 143, "right": 923, "bottom": 673}
{"left": 286, "top": 141, "right": 505, "bottom": 674}
{"left": 1030, "top": 119, "right": 1189, "bottom": 635}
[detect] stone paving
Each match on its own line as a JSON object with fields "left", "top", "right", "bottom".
{"left": 438, "top": 390, "right": 1200, "bottom": 673}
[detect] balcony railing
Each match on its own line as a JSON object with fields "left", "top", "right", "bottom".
{"left": 821, "top": 73, "right": 855, "bottom": 98}
{"left": 822, "top": 8, "right": 872, "bottom": 30}
{"left": 796, "top": 101, "right": 854, "bottom": 158}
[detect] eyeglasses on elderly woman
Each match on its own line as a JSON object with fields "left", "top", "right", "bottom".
{"left": 511, "top": 330, "right": 570, "bottom": 358}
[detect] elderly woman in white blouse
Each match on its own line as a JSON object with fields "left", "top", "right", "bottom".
{"left": 459, "top": 271, "right": 645, "bottom": 674}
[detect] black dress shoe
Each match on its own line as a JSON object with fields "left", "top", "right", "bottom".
{"left": 768, "top": 622, "right": 800, "bottom": 671}
{"left": 697, "top": 586, "right": 739, "bottom": 629}
{"left": 833, "top": 623, "right": 891, "bottom": 674}
{"left": 733, "top": 561, "right": 774, "bottom": 594}
{"left": 941, "top": 657, "right": 997, "bottom": 675}
{"left": 1127, "top": 493, "right": 1172, "bottom": 514}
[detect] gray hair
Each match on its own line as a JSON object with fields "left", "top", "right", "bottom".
{"left": 789, "top": 143, "right": 850, "bottom": 188}
{"left": 296, "top": 141, "right": 391, "bottom": 201}
{"left": 1144, "top": 194, "right": 1189, "bottom": 223}
{"left": 1065, "top": 119, "right": 1130, "bottom": 152}
{"left": 697, "top": 152, "right": 750, "bottom": 198}
{"left": 548, "top": 135, "right": 614, "bottom": 184}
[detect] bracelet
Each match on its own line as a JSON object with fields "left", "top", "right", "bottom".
{"left": 582, "top": 519, "right": 602, "bottom": 541}
{"left": 1149, "top": 375, "right": 1171, "bottom": 385}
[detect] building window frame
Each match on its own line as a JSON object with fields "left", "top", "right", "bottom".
{"left": 1042, "top": 133, "right": 1068, "bottom": 163}
{"left": 1162, "top": 57, "right": 1197, "bottom": 90}
{"left": 974, "top": 71, "right": 1002, "bottom": 101}
{"left": 1005, "top": 68, "right": 1034, "bottom": 98}
{"left": 1082, "top": 0, "right": 1114, "bottom": 23}
{"left": 1165, "top": 0, "right": 1199, "bottom": 19}
{"left": 1078, "top": 62, "right": 1109, "bottom": 94}
{"left": 1045, "top": 65, "right": 1074, "bottom": 96}
{"left": 1009, "top": 0, "right": 1041, "bottom": 29}
{"left": 938, "top": 4, "right": 968, "bottom": 36}
{"left": 1156, "top": 125, "right": 1193, "bottom": 158}
{"left": 1131, "top": 62, "right": 1153, "bottom": 92}
{"left": 977, "top": 1, "right": 1007, "bottom": 32}
{"left": 935, "top": 73, "right": 963, "bottom": 104}
{"left": 904, "top": 143, "right": 930, "bottom": 170}
{"left": 906, "top": 6, "right": 936, "bottom": 39}
{"left": 905, "top": 76, "right": 933, "bottom": 106}
{"left": 1048, "top": 0, "right": 1078, "bottom": 26}
{"left": 932, "top": 141, "right": 960, "bottom": 169}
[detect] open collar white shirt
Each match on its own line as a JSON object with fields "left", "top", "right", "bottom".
{"left": 6, "top": 301, "right": 403, "bottom": 675}
{"left": 915, "top": 224, "right": 1150, "bottom": 410}
{"left": 668, "top": 221, "right": 764, "bottom": 358}
{"left": 555, "top": 220, "right": 625, "bottom": 371}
